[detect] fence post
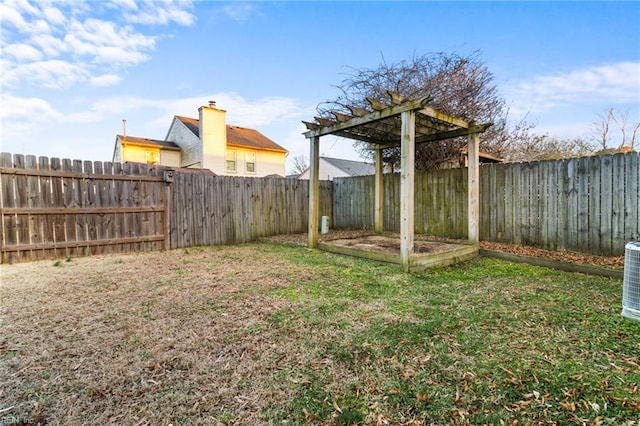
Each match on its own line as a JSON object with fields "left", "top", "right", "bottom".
{"left": 467, "top": 130, "right": 480, "bottom": 244}
{"left": 163, "top": 169, "right": 174, "bottom": 250}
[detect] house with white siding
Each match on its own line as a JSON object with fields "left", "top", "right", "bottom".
{"left": 113, "top": 102, "right": 288, "bottom": 177}
{"left": 297, "top": 156, "right": 375, "bottom": 181}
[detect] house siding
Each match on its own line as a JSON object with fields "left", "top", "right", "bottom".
{"left": 298, "top": 159, "right": 350, "bottom": 181}
{"left": 113, "top": 141, "right": 122, "bottom": 162}
{"left": 226, "top": 147, "right": 286, "bottom": 177}
{"left": 160, "top": 150, "right": 181, "bottom": 167}
{"left": 256, "top": 150, "right": 286, "bottom": 177}
{"left": 166, "top": 119, "right": 201, "bottom": 168}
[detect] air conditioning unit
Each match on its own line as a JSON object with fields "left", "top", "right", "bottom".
{"left": 622, "top": 241, "right": 640, "bottom": 322}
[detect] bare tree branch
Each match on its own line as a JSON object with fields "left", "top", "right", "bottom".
{"left": 289, "top": 154, "right": 309, "bottom": 175}
{"left": 318, "top": 51, "right": 518, "bottom": 170}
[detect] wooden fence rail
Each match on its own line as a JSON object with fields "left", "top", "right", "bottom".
{"left": 333, "top": 152, "right": 640, "bottom": 256}
{"left": 168, "top": 170, "right": 332, "bottom": 248}
{"left": 1, "top": 153, "right": 332, "bottom": 263}
{"left": 0, "top": 153, "right": 168, "bottom": 263}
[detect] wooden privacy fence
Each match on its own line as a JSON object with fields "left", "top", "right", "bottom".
{"left": 4, "top": 151, "right": 637, "bottom": 262}
{"left": 169, "top": 170, "right": 332, "bottom": 248}
{"left": 333, "top": 152, "right": 640, "bottom": 256}
{"left": 333, "top": 168, "right": 468, "bottom": 239}
{"left": 0, "top": 153, "right": 169, "bottom": 263}
{"left": 1, "top": 153, "right": 332, "bottom": 263}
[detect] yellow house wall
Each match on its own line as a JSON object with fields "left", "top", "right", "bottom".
{"left": 122, "top": 145, "right": 154, "bottom": 164}
{"left": 199, "top": 105, "right": 227, "bottom": 174}
{"left": 226, "top": 146, "right": 286, "bottom": 177}
{"left": 121, "top": 144, "right": 181, "bottom": 167}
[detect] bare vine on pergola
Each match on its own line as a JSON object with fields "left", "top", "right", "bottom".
{"left": 304, "top": 91, "right": 492, "bottom": 161}
{"left": 315, "top": 52, "right": 508, "bottom": 170}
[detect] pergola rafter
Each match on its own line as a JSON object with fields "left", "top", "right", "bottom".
{"left": 304, "top": 91, "right": 491, "bottom": 271}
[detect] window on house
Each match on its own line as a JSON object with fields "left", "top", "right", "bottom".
{"left": 226, "top": 150, "right": 237, "bottom": 172}
{"left": 245, "top": 152, "right": 256, "bottom": 173}
{"left": 145, "top": 151, "right": 159, "bottom": 165}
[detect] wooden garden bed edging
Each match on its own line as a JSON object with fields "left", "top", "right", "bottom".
{"left": 479, "top": 249, "right": 624, "bottom": 279}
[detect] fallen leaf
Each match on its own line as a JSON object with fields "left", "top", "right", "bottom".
{"left": 559, "top": 401, "right": 576, "bottom": 412}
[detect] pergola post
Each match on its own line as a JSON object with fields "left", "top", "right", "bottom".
{"left": 467, "top": 131, "right": 480, "bottom": 244}
{"left": 374, "top": 147, "right": 384, "bottom": 233}
{"left": 308, "top": 135, "right": 320, "bottom": 248}
{"left": 400, "top": 110, "right": 415, "bottom": 272}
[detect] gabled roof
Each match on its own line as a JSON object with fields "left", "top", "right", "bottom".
{"left": 117, "top": 135, "right": 181, "bottom": 150}
{"left": 227, "top": 125, "right": 287, "bottom": 153}
{"left": 175, "top": 115, "right": 199, "bottom": 136}
{"left": 175, "top": 116, "right": 287, "bottom": 153}
{"left": 322, "top": 156, "right": 375, "bottom": 176}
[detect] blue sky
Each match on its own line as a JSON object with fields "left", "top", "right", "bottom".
{"left": 1, "top": 0, "right": 639, "bottom": 172}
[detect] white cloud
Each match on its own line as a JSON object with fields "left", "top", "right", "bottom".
{"left": 0, "top": 94, "right": 61, "bottom": 121}
{"left": 29, "top": 18, "right": 52, "bottom": 34}
{"left": 108, "top": 0, "right": 139, "bottom": 10}
{"left": 219, "top": 94, "right": 304, "bottom": 127}
{"left": 30, "top": 34, "right": 65, "bottom": 57}
{"left": 0, "top": 0, "right": 194, "bottom": 91}
{"left": 223, "top": 3, "right": 259, "bottom": 23}
{"left": 505, "top": 61, "right": 640, "bottom": 115}
{"left": 3, "top": 43, "right": 43, "bottom": 61}
{"left": 127, "top": 6, "right": 195, "bottom": 25}
{"left": 64, "top": 18, "right": 156, "bottom": 57}
{"left": 0, "top": 2, "right": 29, "bottom": 30}
{"left": 117, "top": 0, "right": 195, "bottom": 26}
{"left": 9, "top": 0, "right": 40, "bottom": 16}
{"left": 142, "top": 93, "right": 306, "bottom": 129}
{"left": 42, "top": 5, "right": 65, "bottom": 25}
{"left": 90, "top": 74, "right": 122, "bottom": 87}
{"left": 3, "top": 60, "right": 90, "bottom": 89}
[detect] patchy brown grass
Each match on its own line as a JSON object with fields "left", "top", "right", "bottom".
{"left": 0, "top": 246, "right": 312, "bottom": 425}
{"left": 1, "top": 240, "right": 637, "bottom": 425}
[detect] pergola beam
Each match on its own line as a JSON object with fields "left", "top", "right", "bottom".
{"left": 332, "top": 112, "right": 352, "bottom": 122}
{"left": 376, "top": 123, "right": 493, "bottom": 149}
{"left": 347, "top": 105, "right": 370, "bottom": 117}
{"left": 304, "top": 96, "right": 431, "bottom": 139}
{"left": 418, "top": 106, "right": 470, "bottom": 129}
{"left": 387, "top": 90, "right": 406, "bottom": 105}
{"left": 367, "top": 97, "right": 387, "bottom": 111}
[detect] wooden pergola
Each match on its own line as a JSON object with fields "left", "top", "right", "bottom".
{"left": 303, "top": 91, "right": 491, "bottom": 271}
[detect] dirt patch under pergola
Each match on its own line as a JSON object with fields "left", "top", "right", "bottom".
{"left": 327, "top": 236, "right": 459, "bottom": 255}
{"left": 262, "top": 230, "right": 625, "bottom": 269}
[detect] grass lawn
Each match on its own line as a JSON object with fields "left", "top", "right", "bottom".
{"left": 1, "top": 242, "right": 638, "bottom": 425}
